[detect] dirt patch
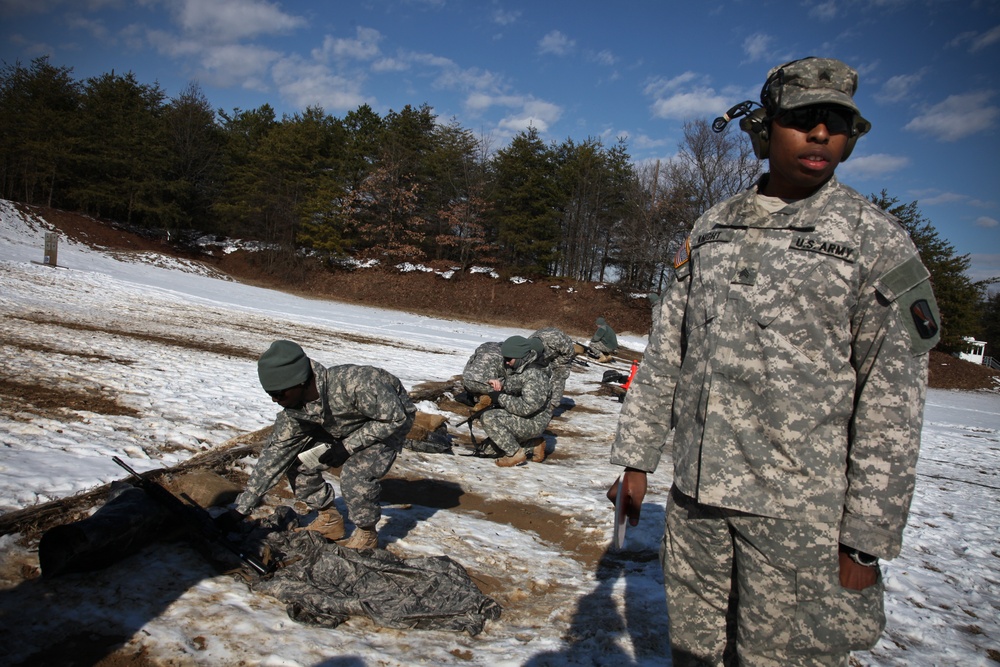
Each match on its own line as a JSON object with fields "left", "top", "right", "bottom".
{"left": 928, "top": 350, "right": 1000, "bottom": 391}
{"left": 0, "top": 377, "right": 139, "bottom": 420}
{"left": 11, "top": 314, "right": 259, "bottom": 360}
{"left": 380, "top": 476, "right": 606, "bottom": 570}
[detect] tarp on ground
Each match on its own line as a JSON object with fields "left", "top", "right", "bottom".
{"left": 249, "top": 507, "right": 501, "bottom": 635}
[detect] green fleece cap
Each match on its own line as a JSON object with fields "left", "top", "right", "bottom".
{"left": 501, "top": 335, "right": 533, "bottom": 359}
{"left": 258, "top": 340, "right": 310, "bottom": 391}
{"left": 528, "top": 337, "right": 545, "bottom": 355}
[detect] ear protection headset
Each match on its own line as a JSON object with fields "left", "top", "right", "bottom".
{"left": 715, "top": 58, "right": 871, "bottom": 161}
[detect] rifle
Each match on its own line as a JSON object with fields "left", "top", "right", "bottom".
{"left": 453, "top": 403, "right": 492, "bottom": 429}
{"left": 112, "top": 456, "right": 272, "bottom": 577}
{"left": 452, "top": 398, "right": 497, "bottom": 452}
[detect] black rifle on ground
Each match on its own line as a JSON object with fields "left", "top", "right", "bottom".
{"left": 112, "top": 456, "right": 272, "bottom": 577}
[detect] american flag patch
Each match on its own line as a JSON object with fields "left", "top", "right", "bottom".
{"left": 674, "top": 236, "right": 691, "bottom": 269}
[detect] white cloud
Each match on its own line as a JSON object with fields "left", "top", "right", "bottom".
{"left": 954, "top": 23, "right": 1000, "bottom": 52}
{"left": 314, "top": 27, "right": 382, "bottom": 62}
{"left": 968, "top": 198, "right": 998, "bottom": 209}
{"left": 971, "top": 24, "right": 1000, "bottom": 51}
{"left": 837, "top": 152, "right": 910, "bottom": 179}
{"left": 591, "top": 49, "right": 616, "bottom": 66}
{"left": 174, "top": 0, "right": 306, "bottom": 42}
{"left": 968, "top": 253, "right": 1000, "bottom": 284}
{"left": 463, "top": 92, "right": 562, "bottom": 135}
{"left": 630, "top": 133, "right": 669, "bottom": 150}
{"left": 272, "top": 58, "right": 370, "bottom": 112}
{"left": 643, "top": 72, "right": 698, "bottom": 98}
{"left": 904, "top": 91, "right": 1000, "bottom": 141}
{"left": 742, "top": 33, "right": 774, "bottom": 62}
{"left": 875, "top": 71, "right": 924, "bottom": 104}
{"left": 808, "top": 0, "right": 838, "bottom": 20}
{"left": 741, "top": 33, "right": 794, "bottom": 67}
{"left": 914, "top": 190, "right": 966, "bottom": 206}
{"left": 65, "top": 15, "right": 112, "bottom": 42}
{"left": 492, "top": 9, "right": 521, "bottom": 26}
{"left": 146, "top": 30, "right": 280, "bottom": 90}
{"left": 6, "top": 33, "right": 55, "bottom": 58}
{"left": 976, "top": 216, "right": 999, "bottom": 228}
{"left": 917, "top": 192, "right": 966, "bottom": 206}
{"left": 464, "top": 92, "right": 523, "bottom": 112}
{"left": 371, "top": 57, "right": 409, "bottom": 73}
{"left": 538, "top": 30, "right": 574, "bottom": 56}
{"left": 650, "top": 89, "right": 729, "bottom": 120}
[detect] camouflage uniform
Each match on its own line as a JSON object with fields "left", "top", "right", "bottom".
{"left": 481, "top": 348, "right": 553, "bottom": 456}
{"left": 590, "top": 317, "right": 618, "bottom": 355}
{"left": 530, "top": 327, "right": 576, "bottom": 411}
{"left": 611, "top": 176, "right": 939, "bottom": 666}
{"left": 236, "top": 361, "right": 416, "bottom": 529}
{"left": 461, "top": 341, "right": 505, "bottom": 396}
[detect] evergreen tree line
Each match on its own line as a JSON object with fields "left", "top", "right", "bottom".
{"left": 2, "top": 57, "right": 994, "bottom": 354}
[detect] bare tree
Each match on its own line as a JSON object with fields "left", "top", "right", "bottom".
{"left": 672, "top": 118, "right": 762, "bottom": 216}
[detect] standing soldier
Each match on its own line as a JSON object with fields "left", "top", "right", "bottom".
{"left": 232, "top": 340, "right": 415, "bottom": 550}
{"left": 608, "top": 57, "right": 940, "bottom": 665}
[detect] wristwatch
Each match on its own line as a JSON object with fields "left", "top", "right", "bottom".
{"left": 844, "top": 547, "right": 879, "bottom": 567}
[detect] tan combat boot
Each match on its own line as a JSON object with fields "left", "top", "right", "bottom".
{"left": 496, "top": 449, "right": 527, "bottom": 467}
{"left": 339, "top": 526, "right": 379, "bottom": 550}
{"left": 295, "top": 508, "right": 346, "bottom": 541}
{"left": 526, "top": 437, "right": 547, "bottom": 463}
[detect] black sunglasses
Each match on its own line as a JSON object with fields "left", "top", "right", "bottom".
{"left": 266, "top": 379, "right": 307, "bottom": 399}
{"left": 776, "top": 105, "right": 854, "bottom": 135}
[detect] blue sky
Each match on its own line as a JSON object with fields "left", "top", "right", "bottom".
{"left": 2, "top": 0, "right": 999, "bottom": 284}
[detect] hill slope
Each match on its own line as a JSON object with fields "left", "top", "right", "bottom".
{"left": 21, "top": 202, "right": 1000, "bottom": 391}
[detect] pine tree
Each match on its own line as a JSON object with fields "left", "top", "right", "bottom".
{"left": 72, "top": 71, "right": 168, "bottom": 225}
{"left": 162, "top": 82, "right": 224, "bottom": 231}
{"left": 0, "top": 57, "right": 81, "bottom": 207}
{"left": 490, "top": 127, "right": 564, "bottom": 276}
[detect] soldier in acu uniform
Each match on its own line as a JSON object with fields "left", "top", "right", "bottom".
{"left": 478, "top": 335, "right": 553, "bottom": 467}
{"left": 589, "top": 317, "right": 618, "bottom": 361}
{"left": 529, "top": 326, "right": 576, "bottom": 412}
{"left": 459, "top": 340, "right": 505, "bottom": 410}
{"left": 608, "top": 57, "right": 940, "bottom": 666}
{"left": 232, "top": 340, "right": 415, "bottom": 550}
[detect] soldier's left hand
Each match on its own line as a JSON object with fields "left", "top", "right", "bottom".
{"left": 838, "top": 551, "right": 878, "bottom": 590}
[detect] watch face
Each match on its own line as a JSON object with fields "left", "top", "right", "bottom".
{"left": 849, "top": 550, "right": 878, "bottom": 566}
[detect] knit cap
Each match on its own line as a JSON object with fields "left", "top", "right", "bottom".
{"left": 258, "top": 340, "right": 310, "bottom": 391}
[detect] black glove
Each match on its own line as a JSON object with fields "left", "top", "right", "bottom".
{"left": 487, "top": 390, "right": 502, "bottom": 405}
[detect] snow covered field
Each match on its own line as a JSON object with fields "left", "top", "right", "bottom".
{"left": 1, "top": 200, "right": 998, "bottom": 666}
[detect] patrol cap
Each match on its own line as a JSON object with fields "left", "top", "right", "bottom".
{"left": 765, "top": 57, "right": 861, "bottom": 114}
{"left": 258, "top": 340, "right": 310, "bottom": 391}
{"left": 501, "top": 335, "right": 533, "bottom": 360}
